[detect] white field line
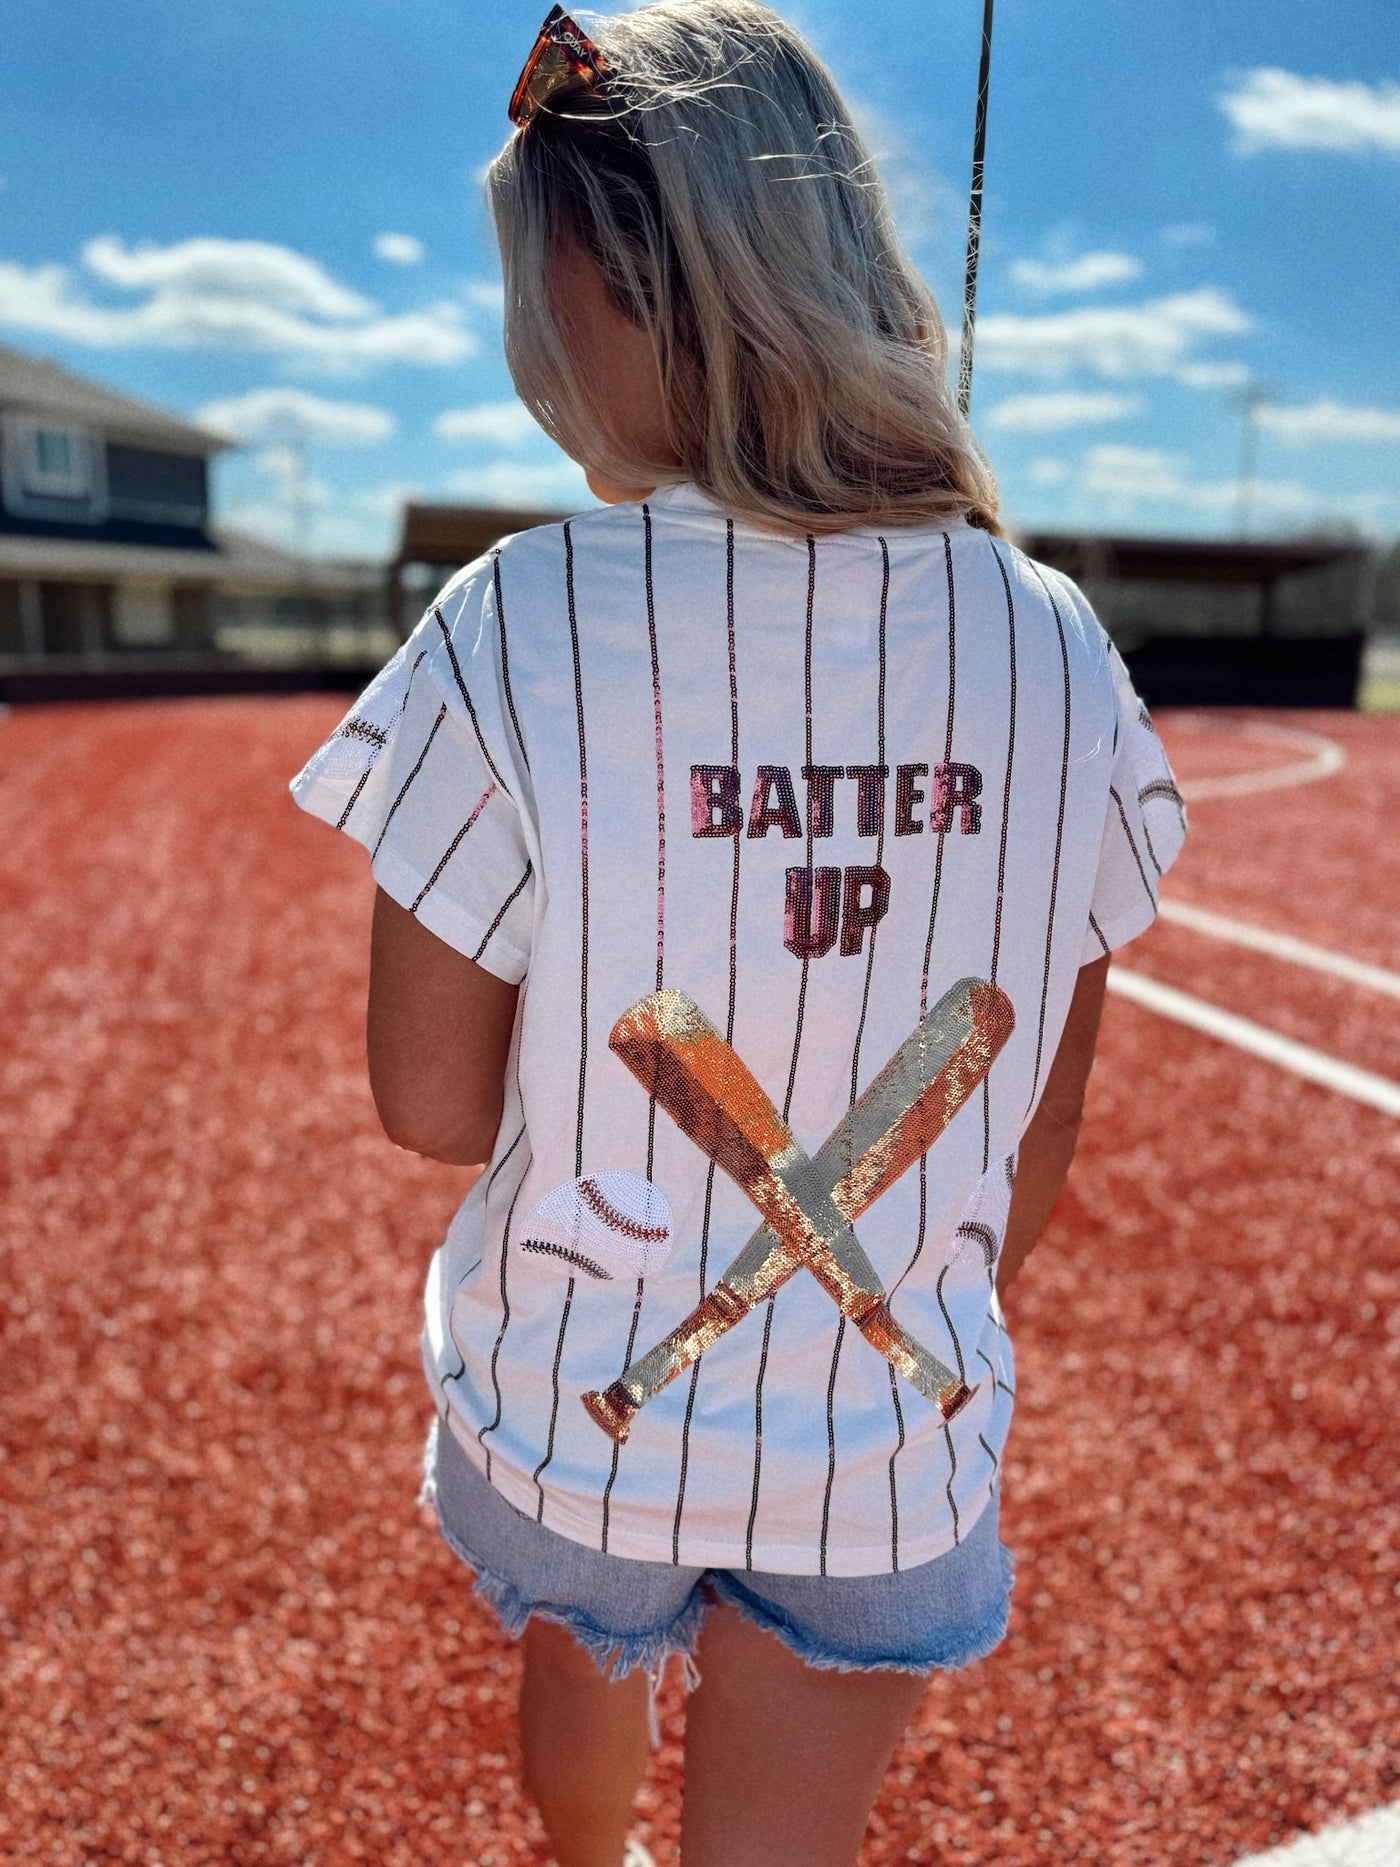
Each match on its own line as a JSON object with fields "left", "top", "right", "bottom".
{"left": 1108, "top": 969, "right": 1400, "bottom": 1119}
{"left": 1176, "top": 720, "right": 1346, "bottom": 800}
{"left": 1157, "top": 899, "right": 1400, "bottom": 1000}
{"left": 1229, "top": 1801, "right": 1400, "bottom": 1865}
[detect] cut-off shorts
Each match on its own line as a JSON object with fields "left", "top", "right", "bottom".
{"left": 420, "top": 1416, "right": 1014, "bottom": 1732}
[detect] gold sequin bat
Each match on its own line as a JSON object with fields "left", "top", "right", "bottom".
{"left": 581, "top": 977, "right": 1014, "bottom": 1443}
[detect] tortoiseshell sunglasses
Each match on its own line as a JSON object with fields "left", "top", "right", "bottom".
{"left": 508, "top": 5, "right": 613, "bottom": 128}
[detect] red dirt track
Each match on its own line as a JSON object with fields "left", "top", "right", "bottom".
{"left": 2, "top": 698, "right": 1397, "bottom": 1866}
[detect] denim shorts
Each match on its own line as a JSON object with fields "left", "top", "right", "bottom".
{"left": 420, "top": 1416, "right": 1014, "bottom": 1719}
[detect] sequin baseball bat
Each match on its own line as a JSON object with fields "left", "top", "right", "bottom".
{"left": 581, "top": 978, "right": 1014, "bottom": 1442}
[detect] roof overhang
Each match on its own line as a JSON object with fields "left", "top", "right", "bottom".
{"left": 0, "top": 530, "right": 377, "bottom": 593}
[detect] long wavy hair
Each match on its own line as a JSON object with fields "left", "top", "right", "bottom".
{"left": 488, "top": 0, "right": 999, "bottom": 533}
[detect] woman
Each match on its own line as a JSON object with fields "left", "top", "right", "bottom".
{"left": 291, "top": 5, "right": 1185, "bottom": 1863}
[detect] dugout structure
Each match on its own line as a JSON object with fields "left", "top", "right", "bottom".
{"left": 397, "top": 509, "right": 1376, "bottom": 711}
{"left": 390, "top": 501, "right": 567, "bottom": 641}
{"left": 1018, "top": 532, "right": 1374, "bottom": 708}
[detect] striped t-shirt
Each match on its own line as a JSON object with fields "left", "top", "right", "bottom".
{"left": 290, "top": 481, "right": 1184, "bottom": 1576}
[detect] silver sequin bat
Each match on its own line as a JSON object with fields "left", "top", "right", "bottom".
{"left": 581, "top": 977, "right": 1014, "bottom": 1442}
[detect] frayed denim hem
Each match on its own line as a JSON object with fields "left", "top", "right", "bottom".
{"left": 433, "top": 1505, "right": 710, "bottom": 1680}
{"left": 430, "top": 1507, "right": 708, "bottom": 1748}
{"left": 705, "top": 1539, "right": 1016, "bottom": 1678}
{"left": 419, "top": 1419, "right": 707, "bottom": 1741}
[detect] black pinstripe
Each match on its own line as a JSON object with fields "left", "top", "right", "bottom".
{"left": 818, "top": 539, "right": 891, "bottom": 1577}
{"left": 901, "top": 530, "right": 959, "bottom": 1294}
{"left": 745, "top": 536, "right": 816, "bottom": 1571}
{"left": 672, "top": 519, "right": 740, "bottom": 1563}
{"left": 336, "top": 766, "right": 373, "bottom": 831}
{"left": 434, "top": 604, "right": 513, "bottom": 799}
{"left": 471, "top": 860, "right": 532, "bottom": 962}
{"left": 371, "top": 703, "right": 447, "bottom": 859}
{"left": 341, "top": 646, "right": 428, "bottom": 831}
{"left": 1109, "top": 784, "right": 1158, "bottom": 909}
{"left": 601, "top": 505, "right": 664, "bottom": 1553}
{"left": 781, "top": 537, "right": 818, "bottom": 1122}
{"left": 409, "top": 780, "right": 496, "bottom": 913}
{"left": 936, "top": 1263, "right": 967, "bottom": 1538}
{"left": 476, "top": 981, "right": 533, "bottom": 1482}
{"left": 1022, "top": 557, "right": 1073, "bottom": 1109}
{"left": 884, "top": 1371, "right": 906, "bottom": 1572}
{"left": 890, "top": 530, "right": 959, "bottom": 1552}
{"left": 477, "top": 1142, "right": 533, "bottom": 1484}
{"left": 531, "top": 522, "right": 586, "bottom": 1518}
{"left": 983, "top": 542, "right": 1019, "bottom": 1172}
{"left": 492, "top": 552, "right": 530, "bottom": 775}
{"left": 849, "top": 540, "right": 890, "bottom": 1098}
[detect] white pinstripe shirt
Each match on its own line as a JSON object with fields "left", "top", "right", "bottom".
{"left": 291, "top": 483, "right": 1184, "bottom": 1575}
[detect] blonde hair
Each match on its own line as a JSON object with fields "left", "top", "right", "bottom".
{"left": 489, "top": 0, "right": 999, "bottom": 533}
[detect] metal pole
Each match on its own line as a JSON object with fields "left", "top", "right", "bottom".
{"left": 957, "top": 0, "right": 996, "bottom": 421}
{"left": 1234, "top": 381, "right": 1274, "bottom": 540}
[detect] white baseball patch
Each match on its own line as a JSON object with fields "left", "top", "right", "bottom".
{"left": 943, "top": 1151, "right": 1014, "bottom": 1273}
{"left": 519, "top": 1171, "right": 674, "bottom": 1283}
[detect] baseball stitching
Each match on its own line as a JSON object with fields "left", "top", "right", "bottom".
{"left": 577, "top": 1177, "right": 670, "bottom": 1245}
{"left": 520, "top": 1238, "right": 613, "bottom": 1280}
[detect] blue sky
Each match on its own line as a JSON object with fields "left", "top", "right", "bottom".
{"left": 2, "top": 0, "right": 1397, "bottom": 558}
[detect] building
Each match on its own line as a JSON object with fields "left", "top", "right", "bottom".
{"left": 1019, "top": 531, "right": 1375, "bottom": 707}
{"left": 0, "top": 342, "right": 383, "bottom": 696}
{"left": 390, "top": 500, "right": 569, "bottom": 639}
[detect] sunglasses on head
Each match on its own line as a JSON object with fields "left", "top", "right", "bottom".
{"left": 509, "top": 5, "right": 614, "bottom": 129}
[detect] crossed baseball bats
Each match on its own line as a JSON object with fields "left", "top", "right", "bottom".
{"left": 581, "top": 976, "right": 1015, "bottom": 1443}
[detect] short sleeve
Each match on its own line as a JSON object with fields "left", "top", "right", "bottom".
{"left": 1081, "top": 643, "right": 1187, "bottom": 962}
{"left": 289, "top": 562, "right": 535, "bottom": 984}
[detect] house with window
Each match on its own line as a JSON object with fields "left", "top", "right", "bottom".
{"left": 0, "top": 343, "right": 383, "bottom": 694}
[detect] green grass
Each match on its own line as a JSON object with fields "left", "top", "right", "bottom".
{"left": 1358, "top": 673, "right": 1400, "bottom": 714}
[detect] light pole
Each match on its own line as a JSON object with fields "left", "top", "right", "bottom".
{"left": 1232, "top": 380, "right": 1275, "bottom": 539}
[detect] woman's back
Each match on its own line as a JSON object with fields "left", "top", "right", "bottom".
{"left": 294, "top": 483, "right": 1182, "bottom": 1573}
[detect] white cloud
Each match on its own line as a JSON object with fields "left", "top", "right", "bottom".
{"left": 1218, "top": 69, "right": 1400, "bottom": 155}
{"left": 222, "top": 474, "right": 424, "bottom": 559}
{"left": 345, "top": 480, "right": 424, "bottom": 520}
{"left": 374, "top": 232, "right": 425, "bottom": 266}
{"left": 1008, "top": 251, "right": 1144, "bottom": 295}
{"left": 0, "top": 236, "right": 477, "bottom": 369}
{"left": 1257, "top": 398, "right": 1400, "bottom": 445}
{"left": 197, "top": 386, "right": 395, "bottom": 446}
{"left": 1081, "top": 443, "right": 1328, "bottom": 517}
{"left": 84, "top": 235, "right": 374, "bottom": 319}
{"left": 1029, "top": 458, "right": 1070, "bottom": 485}
{"left": 985, "top": 391, "right": 1141, "bottom": 432}
{"left": 446, "top": 457, "right": 593, "bottom": 509}
{"left": 1160, "top": 223, "right": 1215, "bottom": 247}
{"left": 434, "top": 399, "right": 539, "bottom": 446}
{"left": 219, "top": 498, "right": 307, "bottom": 549}
{"left": 1176, "top": 360, "right": 1253, "bottom": 390}
{"left": 975, "top": 287, "right": 1251, "bottom": 379}
{"left": 466, "top": 279, "right": 506, "bottom": 312}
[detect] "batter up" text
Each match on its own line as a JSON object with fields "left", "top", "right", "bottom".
{"left": 690, "top": 762, "right": 984, "bottom": 959}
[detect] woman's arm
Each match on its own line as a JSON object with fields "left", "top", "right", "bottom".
{"left": 995, "top": 954, "right": 1110, "bottom": 1298}
{"left": 366, "top": 886, "right": 520, "bottom": 1166}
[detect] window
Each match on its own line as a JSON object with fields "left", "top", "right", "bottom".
{"left": 1, "top": 416, "right": 107, "bottom": 520}
{"left": 112, "top": 582, "right": 176, "bottom": 648}
{"left": 23, "top": 424, "right": 91, "bottom": 497}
